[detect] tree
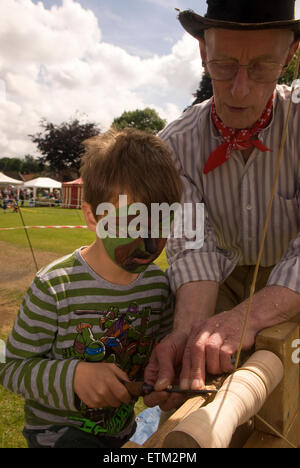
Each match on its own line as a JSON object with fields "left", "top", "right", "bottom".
{"left": 112, "top": 108, "right": 166, "bottom": 134}
{"left": 279, "top": 51, "right": 300, "bottom": 86}
{"left": 192, "top": 73, "right": 213, "bottom": 106}
{"left": 30, "top": 118, "right": 101, "bottom": 176}
{"left": 0, "top": 157, "right": 22, "bottom": 173}
{"left": 22, "top": 155, "right": 43, "bottom": 174}
{"left": 0, "top": 155, "right": 42, "bottom": 175}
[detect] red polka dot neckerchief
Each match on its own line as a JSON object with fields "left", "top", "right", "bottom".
{"left": 203, "top": 95, "right": 273, "bottom": 175}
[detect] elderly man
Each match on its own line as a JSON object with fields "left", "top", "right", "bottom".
{"left": 144, "top": 0, "right": 300, "bottom": 412}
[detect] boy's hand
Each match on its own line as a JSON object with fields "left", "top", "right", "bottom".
{"left": 74, "top": 362, "right": 132, "bottom": 408}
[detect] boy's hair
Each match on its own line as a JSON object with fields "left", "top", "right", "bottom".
{"left": 80, "top": 127, "right": 182, "bottom": 218}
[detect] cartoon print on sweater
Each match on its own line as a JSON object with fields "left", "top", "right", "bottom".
{"left": 62, "top": 302, "right": 155, "bottom": 434}
{"left": 62, "top": 322, "right": 115, "bottom": 362}
{"left": 62, "top": 302, "right": 154, "bottom": 377}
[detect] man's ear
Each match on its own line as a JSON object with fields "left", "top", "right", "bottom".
{"left": 280, "top": 40, "right": 300, "bottom": 78}
{"left": 82, "top": 202, "right": 97, "bottom": 232}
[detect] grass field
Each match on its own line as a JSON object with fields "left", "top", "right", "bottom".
{"left": 0, "top": 206, "right": 94, "bottom": 253}
{"left": 0, "top": 205, "right": 169, "bottom": 448}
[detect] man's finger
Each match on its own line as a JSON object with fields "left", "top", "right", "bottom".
{"left": 219, "top": 342, "right": 236, "bottom": 373}
{"left": 153, "top": 342, "right": 175, "bottom": 390}
{"left": 180, "top": 331, "right": 209, "bottom": 390}
{"left": 179, "top": 325, "right": 208, "bottom": 389}
{"left": 205, "top": 332, "right": 223, "bottom": 375}
{"left": 189, "top": 328, "right": 215, "bottom": 389}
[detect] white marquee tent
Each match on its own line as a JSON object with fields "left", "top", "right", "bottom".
{"left": 0, "top": 172, "right": 23, "bottom": 186}
{"left": 23, "top": 177, "right": 62, "bottom": 200}
{"left": 23, "top": 177, "right": 62, "bottom": 189}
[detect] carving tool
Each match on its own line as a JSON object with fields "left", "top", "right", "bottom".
{"left": 124, "top": 381, "right": 218, "bottom": 397}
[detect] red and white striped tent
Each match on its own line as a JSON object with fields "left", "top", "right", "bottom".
{"left": 62, "top": 178, "right": 83, "bottom": 209}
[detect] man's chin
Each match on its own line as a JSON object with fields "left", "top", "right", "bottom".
{"left": 218, "top": 105, "right": 262, "bottom": 129}
{"left": 221, "top": 113, "right": 258, "bottom": 130}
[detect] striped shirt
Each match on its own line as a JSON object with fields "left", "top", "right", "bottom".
{"left": 160, "top": 85, "right": 300, "bottom": 294}
{"left": 0, "top": 248, "right": 173, "bottom": 439}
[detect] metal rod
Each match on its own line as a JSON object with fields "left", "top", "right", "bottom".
{"left": 164, "top": 385, "right": 218, "bottom": 395}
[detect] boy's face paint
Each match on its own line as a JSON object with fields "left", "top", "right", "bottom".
{"left": 99, "top": 205, "right": 172, "bottom": 273}
{"left": 103, "top": 236, "right": 167, "bottom": 273}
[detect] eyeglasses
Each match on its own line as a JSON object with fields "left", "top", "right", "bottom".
{"left": 205, "top": 59, "right": 287, "bottom": 83}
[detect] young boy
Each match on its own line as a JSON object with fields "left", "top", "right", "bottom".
{"left": 0, "top": 128, "right": 182, "bottom": 448}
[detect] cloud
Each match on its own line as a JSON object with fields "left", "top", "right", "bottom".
{"left": 142, "top": 0, "right": 179, "bottom": 9}
{"left": 0, "top": 0, "right": 201, "bottom": 159}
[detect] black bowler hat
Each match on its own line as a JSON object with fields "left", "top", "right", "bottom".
{"left": 178, "top": 0, "right": 300, "bottom": 38}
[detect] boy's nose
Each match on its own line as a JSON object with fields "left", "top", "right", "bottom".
{"left": 230, "top": 68, "right": 251, "bottom": 100}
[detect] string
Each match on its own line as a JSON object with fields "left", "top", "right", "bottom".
{"left": 255, "top": 414, "right": 297, "bottom": 448}
{"left": 17, "top": 203, "right": 39, "bottom": 272}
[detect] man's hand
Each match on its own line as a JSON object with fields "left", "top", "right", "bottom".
{"left": 143, "top": 331, "right": 188, "bottom": 411}
{"left": 143, "top": 282, "right": 300, "bottom": 409}
{"left": 143, "top": 280, "right": 219, "bottom": 410}
{"left": 179, "top": 308, "right": 257, "bottom": 390}
{"left": 74, "top": 362, "right": 132, "bottom": 408}
{"left": 179, "top": 284, "right": 300, "bottom": 390}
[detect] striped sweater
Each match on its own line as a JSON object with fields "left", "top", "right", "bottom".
{"left": 0, "top": 248, "right": 173, "bottom": 438}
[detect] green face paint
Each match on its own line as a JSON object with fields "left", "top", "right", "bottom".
{"left": 97, "top": 205, "right": 171, "bottom": 273}
{"left": 102, "top": 236, "right": 166, "bottom": 273}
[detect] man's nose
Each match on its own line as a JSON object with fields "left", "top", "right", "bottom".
{"left": 230, "top": 68, "right": 251, "bottom": 100}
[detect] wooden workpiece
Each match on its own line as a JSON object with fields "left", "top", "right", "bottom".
{"left": 123, "top": 319, "right": 300, "bottom": 449}
{"left": 163, "top": 350, "right": 283, "bottom": 448}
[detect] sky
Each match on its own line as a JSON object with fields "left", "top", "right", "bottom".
{"left": 0, "top": 0, "right": 206, "bottom": 159}
{"left": 1, "top": 0, "right": 300, "bottom": 159}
